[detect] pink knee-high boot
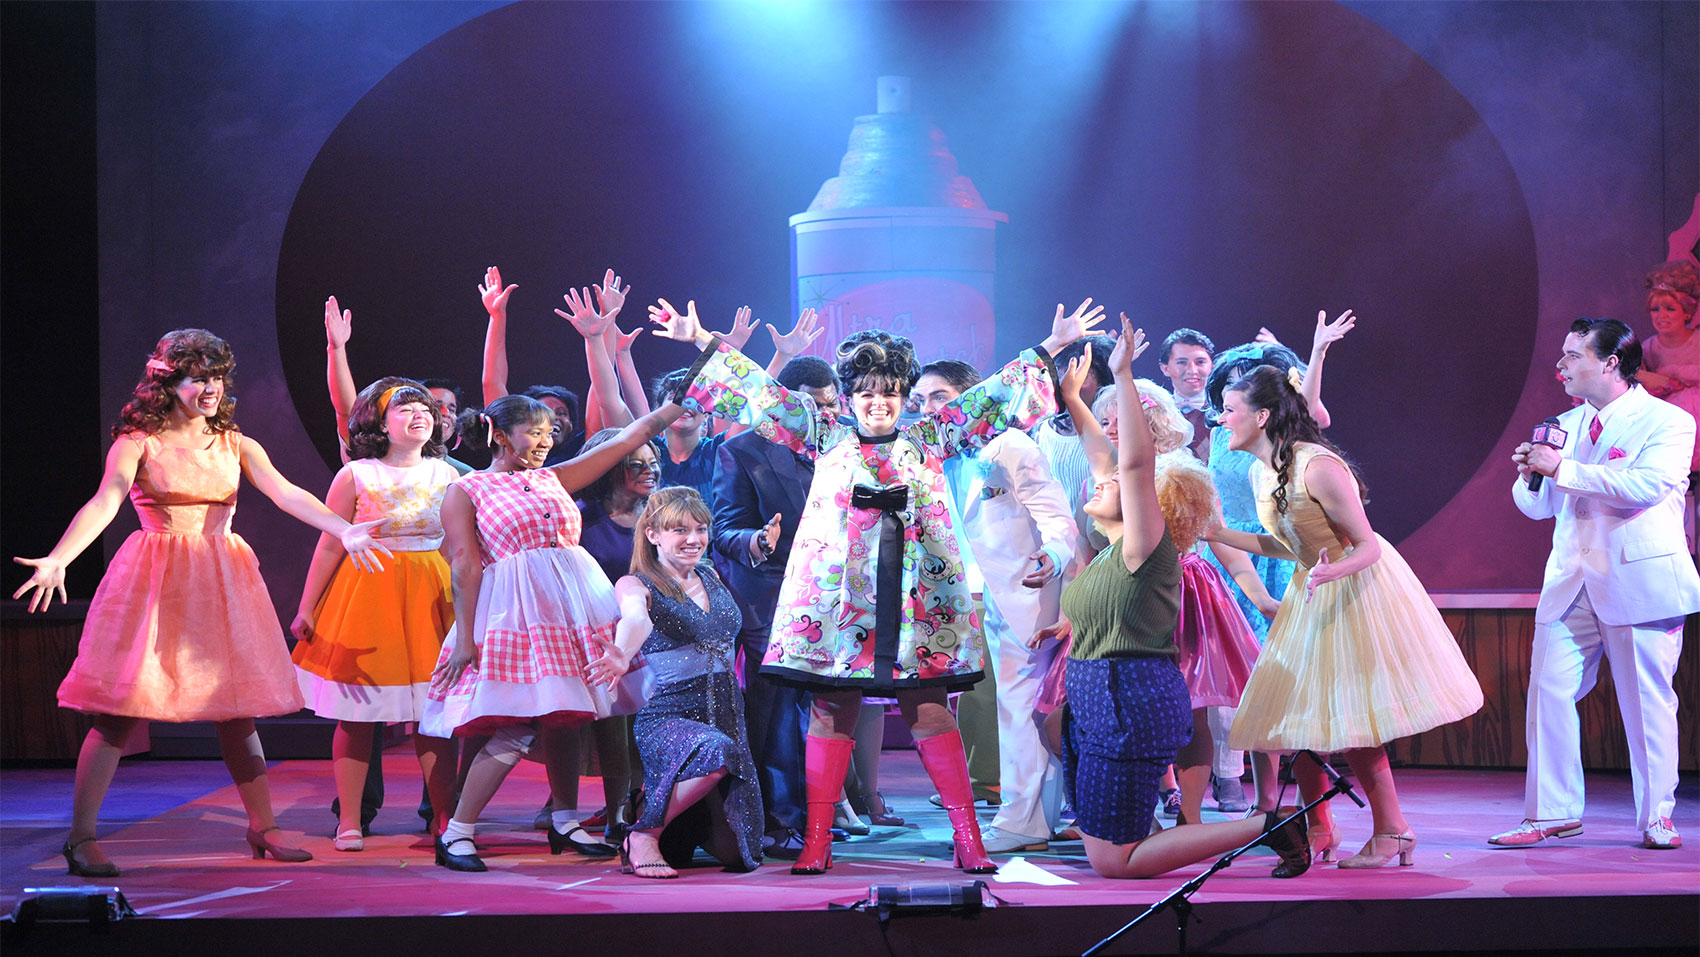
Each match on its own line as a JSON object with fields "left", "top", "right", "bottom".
{"left": 792, "top": 735, "right": 854, "bottom": 875}
{"left": 915, "top": 730, "right": 997, "bottom": 873}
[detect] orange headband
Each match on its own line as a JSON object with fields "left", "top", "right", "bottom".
{"left": 376, "top": 385, "right": 405, "bottom": 418}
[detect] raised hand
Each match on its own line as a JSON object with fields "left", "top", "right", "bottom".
{"left": 11, "top": 556, "right": 68, "bottom": 613}
{"left": 324, "top": 296, "right": 352, "bottom": 349}
{"left": 649, "top": 298, "right": 707, "bottom": 345}
{"left": 585, "top": 634, "right": 633, "bottom": 689}
{"left": 555, "top": 286, "right": 618, "bottom": 339}
{"left": 1042, "top": 298, "right": 1108, "bottom": 354}
{"left": 339, "top": 518, "right": 394, "bottom": 573}
{"left": 767, "top": 307, "right": 823, "bottom": 359}
{"left": 608, "top": 324, "right": 642, "bottom": 354}
{"left": 1312, "top": 309, "right": 1356, "bottom": 353}
{"left": 1109, "top": 314, "right": 1148, "bottom": 374}
{"left": 594, "top": 268, "right": 629, "bottom": 318}
{"left": 1254, "top": 326, "right": 1283, "bottom": 347}
{"left": 725, "top": 306, "right": 763, "bottom": 350}
{"left": 1058, "top": 343, "right": 1093, "bottom": 404}
{"left": 479, "top": 266, "right": 517, "bottom": 320}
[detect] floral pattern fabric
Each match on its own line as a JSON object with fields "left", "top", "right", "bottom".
{"left": 682, "top": 340, "right": 1057, "bottom": 689}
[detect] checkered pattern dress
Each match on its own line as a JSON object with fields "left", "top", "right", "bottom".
{"left": 420, "top": 468, "right": 649, "bottom": 737}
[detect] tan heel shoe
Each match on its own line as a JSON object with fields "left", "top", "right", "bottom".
{"left": 1338, "top": 831, "right": 1416, "bottom": 868}
{"left": 1309, "top": 825, "right": 1343, "bottom": 863}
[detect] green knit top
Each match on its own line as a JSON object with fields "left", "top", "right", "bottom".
{"left": 1059, "top": 532, "right": 1181, "bottom": 661}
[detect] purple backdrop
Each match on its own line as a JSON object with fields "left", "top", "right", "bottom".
{"left": 92, "top": 1, "right": 1697, "bottom": 618}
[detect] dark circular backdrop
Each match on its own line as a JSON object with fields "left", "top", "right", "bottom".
{"left": 278, "top": 1, "right": 1536, "bottom": 545}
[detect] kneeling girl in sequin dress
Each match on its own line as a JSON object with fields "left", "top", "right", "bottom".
{"left": 590, "top": 487, "right": 766, "bottom": 877}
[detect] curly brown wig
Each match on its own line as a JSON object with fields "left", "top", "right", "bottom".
{"left": 113, "top": 329, "right": 238, "bottom": 438}
{"left": 835, "top": 330, "right": 921, "bottom": 397}
{"left": 1225, "top": 365, "right": 1365, "bottom": 515}
{"left": 346, "top": 376, "right": 445, "bottom": 461}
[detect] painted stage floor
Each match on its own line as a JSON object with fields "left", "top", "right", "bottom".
{"left": 1, "top": 751, "right": 1695, "bottom": 954}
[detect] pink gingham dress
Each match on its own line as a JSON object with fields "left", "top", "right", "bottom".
{"left": 421, "top": 468, "right": 648, "bottom": 737}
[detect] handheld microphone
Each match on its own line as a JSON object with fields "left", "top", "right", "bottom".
{"left": 1526, "top": 417, "right": 1567, "bottom": 492}
{"left": 1298, "top": 750, "right": 1367, "bottom": 808}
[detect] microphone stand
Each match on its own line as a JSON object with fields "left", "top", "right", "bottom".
{"left": 1081, "top": 751, "right": 1366, "bottom": 957}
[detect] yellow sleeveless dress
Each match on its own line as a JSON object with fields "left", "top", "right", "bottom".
{"left": 1227, "top": 443, "right": 1483, "bottom": 751}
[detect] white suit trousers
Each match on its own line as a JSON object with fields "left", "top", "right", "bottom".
{"left": 1526, "top": 587, "right": 1685, "bottom": 827}
{"left": 983, "top": 593, "right": 1063, "bottom": 840}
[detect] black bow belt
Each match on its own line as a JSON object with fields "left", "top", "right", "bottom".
{"left": 851, "top": 483, "right": 908, "bottom": 690}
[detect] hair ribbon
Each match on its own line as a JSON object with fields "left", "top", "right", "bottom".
{"left": 376, "top": 385, "right": 404, "bottom": 418}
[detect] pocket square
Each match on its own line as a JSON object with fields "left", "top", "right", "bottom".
{"left": 1608, "top": 447, "right": 1626, "bottom": 460}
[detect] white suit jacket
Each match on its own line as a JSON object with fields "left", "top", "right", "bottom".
{"left": 947, "top": 430, "right": 1079, "bottom": 639}
{"left": 1511, "top": 385, "right": 1700, "bottom": 625}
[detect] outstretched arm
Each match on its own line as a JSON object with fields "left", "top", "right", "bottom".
{"left": 549, "top": 401, "right": 688, "bottom": 494}
{"left": 650, "top": 307, "right": 834, "bottom": 457}
{"left": 1301, "top": 309, "right": 1354, "bottom": 428}
{"left": 911, "top": 298, "right": 1107, "bottom": 463}
{"left": 608, "top": 322, "right": 651, "bottom": 418}
{"left": 557, "top": 270, "right": 631, "bottom": 429}
{"left": 478, "top": 266, "right": 518, "bottom": 406}
{"left": 1206, "top": 540, "right": 1281, "bottom": 619}
{"left": 238, "top": 436, "right": 391, "bottom": 572}
{"left": 11, "top": 435, "right": 145, "bottom": 612}
{"left": 587, "top": 575, "right": 654, "bottom": 688}
{"left": 763, "top": 308, "right": 824, "bottom": 379}
{"left": 324, "top": 297, "right": 358, "bottom": 445}
{"left": 1108, "top": 318, "right": 1167, "bottom": 572}
{"left": 1058, "top": 343, "right": 1116, "bottom": 480}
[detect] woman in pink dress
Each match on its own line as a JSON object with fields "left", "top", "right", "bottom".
{"left": 12, "top": 329, "right": 390, "bottom": 876}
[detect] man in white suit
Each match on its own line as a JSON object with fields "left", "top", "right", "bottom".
{"left": 1496, "top": 318, "right": 1700, "bottom": 850}
{"left": 919, "top": 360, "right": 1080, "bottom": 853}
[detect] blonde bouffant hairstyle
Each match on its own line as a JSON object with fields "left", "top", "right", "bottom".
{"left": 1154, "top": 451, "right": 1222, "bottom": 554}
{"left": 1089, "top": 381, "right": 1194, "bottom": 455}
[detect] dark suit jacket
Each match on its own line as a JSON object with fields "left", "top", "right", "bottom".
{"left": 711, "top": 430, "right": 815, "bottom": 641}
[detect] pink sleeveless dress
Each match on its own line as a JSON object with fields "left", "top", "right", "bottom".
{"left": 57, "top": 431, "right": 304, "bottom": 721}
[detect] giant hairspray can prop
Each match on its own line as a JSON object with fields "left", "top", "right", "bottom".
{"left": 790, "top": 77, "right": 1007, "bottom": 368}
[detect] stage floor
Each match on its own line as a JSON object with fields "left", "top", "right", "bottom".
{"left": 1, "top": 750, "right": 1694, "bottom": 955}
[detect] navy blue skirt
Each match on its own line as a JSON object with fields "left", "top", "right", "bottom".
{"left": 1061, "top": 656, "right": 1193, "bottom": 845}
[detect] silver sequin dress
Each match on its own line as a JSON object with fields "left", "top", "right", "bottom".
{"left": 631, "top": 567, "right": 763, "bottom": 871}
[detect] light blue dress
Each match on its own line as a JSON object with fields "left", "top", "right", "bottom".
{"left": 1203, "top": 427, "right": 1292, "bottom": 642}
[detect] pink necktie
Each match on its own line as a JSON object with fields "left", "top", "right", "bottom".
{"left": 1588, "top": 415, "right": 1602, "bottom": 444}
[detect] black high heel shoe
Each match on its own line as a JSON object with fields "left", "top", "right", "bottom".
{"left": 610, "top": 823, "right": 678, "bottom": 879}
{"left": 245, "top": 826, "right": 313, "bottom": 863}
{"left": 62, "top": 837, "right": 120, "bottom": 878}
{"left": 434, "top": 834, "right": 487, "bottom": 872}
{"left": 547, "top": 822, "right": 617, "bottom": 858}
{"left": 1259, "top": 807, "right": 1313, "bottom": 879}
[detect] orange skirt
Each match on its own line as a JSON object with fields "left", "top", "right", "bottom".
{"left": 292, "top": 549, "right": 453, "bottom": 722}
